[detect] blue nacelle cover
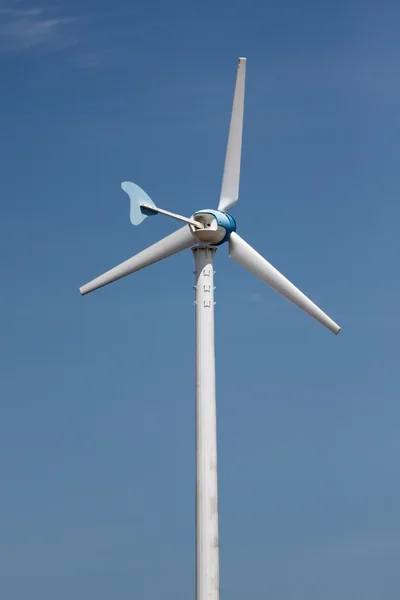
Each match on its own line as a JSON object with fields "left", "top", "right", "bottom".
{"left": 192, "top": 209, "right": 236, "bottom": 245}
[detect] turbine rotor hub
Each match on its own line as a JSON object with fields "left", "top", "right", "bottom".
{"left": 191, "top": 209, "right": 236, "bottom": 246}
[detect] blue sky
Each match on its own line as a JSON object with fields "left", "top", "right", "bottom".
{"left": 1, "top": 0, "right": 399, "bottom": 597}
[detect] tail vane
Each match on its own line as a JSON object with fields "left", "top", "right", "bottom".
{"left": 121, "top": 181, "right": 157, "bottom": 225}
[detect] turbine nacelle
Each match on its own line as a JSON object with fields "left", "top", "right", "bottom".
{"left": 191, "top": 210, "right": 236, "bottom": 246}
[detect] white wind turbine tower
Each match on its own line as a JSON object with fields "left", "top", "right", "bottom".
{"left": 80, "top": 57, "right": 341, "bottom": 600}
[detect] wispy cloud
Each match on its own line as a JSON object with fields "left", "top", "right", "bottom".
{"left": 75, "top": 49, "right": 107, "bottom": 69}
{"left": 244, "top": 292, "right": 263, "bottom": 304}
{"left": 0, "top": 4, "right": 166, "bottom": 66}
{"left": 0, "top": 5, "right": 76, "bottom": 51}
{"left": 312, "top": 537, "right": 400, "bottom": 562}
{"left": 0, "top": 8, "right": 42, "bottom": 16}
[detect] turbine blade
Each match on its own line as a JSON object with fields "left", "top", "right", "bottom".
{"left": 218, "top": 57, "right": 246, "bottom": 214}
{"left": 80, "top": 225, "right": 196, "bottom": 296}
{"left": 229, "top": 232, "right": 341, "bottom": 334}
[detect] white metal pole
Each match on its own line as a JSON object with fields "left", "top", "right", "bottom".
{"left": 192, "top": 245, "right": 219, "bottom": 600}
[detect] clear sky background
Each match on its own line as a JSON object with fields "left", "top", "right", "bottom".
{"left": 1, "top": 0, "right": 399, "bottom": 598}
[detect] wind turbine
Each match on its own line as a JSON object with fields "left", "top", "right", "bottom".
{"left": 80, "top": 57, "right": 341, "bottom": 600}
